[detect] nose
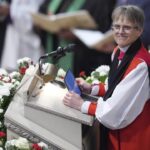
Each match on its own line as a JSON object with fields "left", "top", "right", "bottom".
{"left": 118, "top": 27, "right": 125, "bottom": 33}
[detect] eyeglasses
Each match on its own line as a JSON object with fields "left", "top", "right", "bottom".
{"left": 111, "top": 24, "right": 138, "bottom": 33}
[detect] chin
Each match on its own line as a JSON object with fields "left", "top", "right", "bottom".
{"left": 117, "top": 42, "right": 128, "bottom": 47}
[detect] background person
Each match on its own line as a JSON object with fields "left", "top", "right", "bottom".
{"left": 1, "top": 0, "right": 45, "bottom": 71}
{"left": 57, "top": 0, "right": 116, "bottom": 76}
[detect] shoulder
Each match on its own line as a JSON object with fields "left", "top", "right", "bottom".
{"left": 136, "top": 45, "right": 150, "bottom": 66}
{"left": 123, "top": 46, "right": 150, "bottom": 78}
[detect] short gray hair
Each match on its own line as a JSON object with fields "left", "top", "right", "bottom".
{"left": 112, "top": 5, "right": 145, "bottom": 29}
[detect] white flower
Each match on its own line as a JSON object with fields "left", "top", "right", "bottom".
{"left": 38, "top": 142, "right": 48, "bottom": 149}
{"left": 57, "top": 68, "right": 66, "bottom": 77}
{"left": 0, "top": 81, "right": 3, "bottom": 85}
{"left": 55, "top": 68, "right": 66, "bottom": 82}
{"left": 0, "top": 85, "right": 10, "bottom": 96}
{"left": 5, "top": 139, "right": 16, "bottom": 147}
{"left": 15, "top": 137, "right": 30, "bottom": 149}
{"left": 17, "top": 57, "right": 32, "bottom": 65}
{"left": 13, "top": 81, "right": 20, "bottom": 87}
{"left": 11, "top": 79, "right": 16, "bottom": 83}
{"left": 3, "top": 83, "right": 12, "bottom": 91}
{"left": 95, "top": 65, "right": 110, "bottom": 76}
{"left": 2, "top": 76, "right": 10, "bottom": 82}
{"left": 100, "top": 71, "right": 107, "bottom": 76}
{"left": 0, "top": 109, "right": 3, "bottom": 113}
{"left": 92, "top": 80, "right": 100, "bottom": 84}
{"left": 85, "top": 65, "right": 110, "bottom": 84}
{"left": 9, "top": 71, "right": 21, "bottom": 79}
{"left": 0, "top": 97, "right": 4, "bottom": 103}
{"left": 0, "top": 147, "right": 4, "bottom": 150}
{"left": 0, "top": 69, "right": 8, "bottom": 76}
{"left": 86, "top": 76, "right": 92, "bottom": 81}
{"left": 91, "top": 76, "right": 96, "bottom": 80}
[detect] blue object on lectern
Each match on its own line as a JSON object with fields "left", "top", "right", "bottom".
{"left": 64, "top": 69, "right": 81, "bottom": 95}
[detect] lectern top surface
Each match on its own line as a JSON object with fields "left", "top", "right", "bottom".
{"left": 27, "top": 82, "right": 94, "bottom": 126}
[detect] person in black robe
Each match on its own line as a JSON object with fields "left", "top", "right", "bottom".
{"left": 73, "top": 0, "right": 116, "bottom": 76}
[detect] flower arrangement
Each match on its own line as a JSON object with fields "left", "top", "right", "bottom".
{"left": 79, "top": 65, "right": 110, "bottom": 84}
{"left": 0, "top": 69, "right": 22, "bottom": 149}
{"left": 5, "top": 137, "right": 48, "bottom": 150}
{"left": 55, "top": 68, "right": 66, "bottom": 82}
{"left": 55, "top": 65, "right": 110, "bottom": 86}
{"left": 0, "top": 57, "right": 33, "bottom": 149}
{"left": 17, "top": 57, "right": 33, "bottom": 75}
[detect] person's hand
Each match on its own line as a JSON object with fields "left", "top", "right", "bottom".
{"left": 63, "top": 91, "right": 84, "bottom": 111}
{"left": 76, "top": 78, "right": 92, "bottom": 94}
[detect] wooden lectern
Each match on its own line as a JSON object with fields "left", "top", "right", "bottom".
{"left": 4, "top": 65, "right": 100, "bottom": 150}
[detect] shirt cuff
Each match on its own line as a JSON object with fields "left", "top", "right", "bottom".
{"left": 81, "top": 101, "right": 91, "bottom": 114}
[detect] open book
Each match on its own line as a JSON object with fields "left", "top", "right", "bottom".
{"left": 31, "top": 10, "right": 97, "bottom": 33}
{"left": 71, "top": 29, "right": 114, "bottom": 49}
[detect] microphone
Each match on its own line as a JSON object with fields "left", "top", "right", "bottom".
{"left": 38, "top": 44, "right": 76, "bottom": 75}
{"left": 40, "top": 43, "right": 76, "bottom": 59}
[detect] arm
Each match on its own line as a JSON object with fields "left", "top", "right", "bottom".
{"left": 95, "top": 62, "right": 150, "bottom": 129}
{"left": 63, "top": 78, "right": 107, "bottom": 114}
{"left": 64, "top": 62, "right": 150, "bottom": 130}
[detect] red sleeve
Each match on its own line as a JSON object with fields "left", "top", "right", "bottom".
{"left": 98, "top": 83, "right": 106, "bottom": 96}
{"left": 88, "top": 102, "right": 97, "bottom": 115}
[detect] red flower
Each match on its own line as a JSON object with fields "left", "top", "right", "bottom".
{"left": 19, "top": 67, "right": 27, "bottom": 75}
{"left": 0, "top": 131, "right": 6, "bottom": 138}
{"left": 79, "top": 71, "right": 86, "bottom": 79}
{"left": 32, "top": 143, "right": 42, "bottom": 150}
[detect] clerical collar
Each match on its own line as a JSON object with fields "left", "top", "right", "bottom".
{"left": 118, "top": 45, "right": 130, "bottom": 53}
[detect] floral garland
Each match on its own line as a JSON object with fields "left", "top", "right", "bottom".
{"left": 5, "top": 137, "right": 48, "bottom": 150}
{"left": 55, "top": 68, "right": 66, "bottom": 82}
{"left": 17, "top": 57, "right": 33, "bottom": 75}
{"left": 55, "top": 65, "right": 110, "bottom": 84}
{"left": 0, "top": 57, "right": 34, "bottom": 149}
{"left": 79, "top": 65, "right": 110, "bottom": 84}
{"left": 0, "top": 57, "right": 52, "bottom": 150}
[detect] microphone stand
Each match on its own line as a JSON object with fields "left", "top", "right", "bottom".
{"left": 38, "top": 44, "right": 75, "bottom": 75}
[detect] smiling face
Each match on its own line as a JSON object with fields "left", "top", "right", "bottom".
{"left": 112, "top": 16, "right": 143, "bottom": 48}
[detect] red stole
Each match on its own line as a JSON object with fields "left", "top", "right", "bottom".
{"left": 108, "top": 46, "right": 150, "bottom": 150}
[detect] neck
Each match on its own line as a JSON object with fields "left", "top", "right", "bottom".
{"left": 118, "top": 45, "right": 130, "bottom": 53}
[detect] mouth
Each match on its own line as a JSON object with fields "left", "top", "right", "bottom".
{"left": 116, "top": 35, "right": 127, "bottom": 40}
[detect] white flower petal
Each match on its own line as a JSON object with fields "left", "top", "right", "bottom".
{"left": 0, "top": 85, "right": 10, "bottom": 96}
